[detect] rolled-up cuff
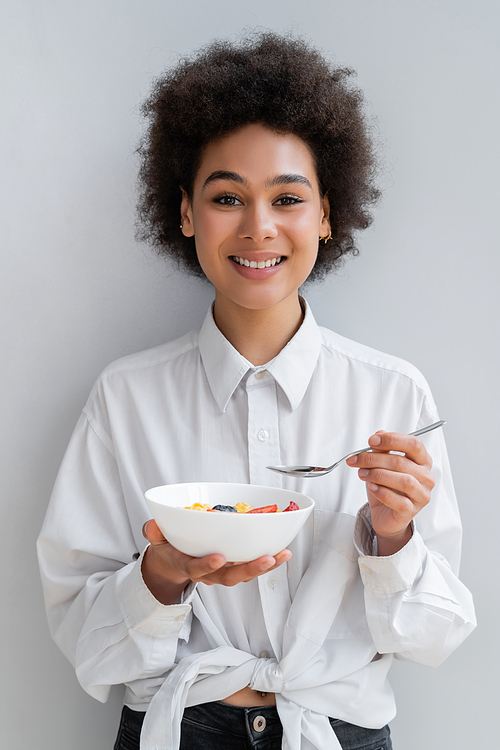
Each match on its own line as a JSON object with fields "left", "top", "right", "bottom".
{"left": 354, "top": 503, "right": 423, "bottom": 594}
{"left": 118, "top": 548, "right": 196, "bottom": 637}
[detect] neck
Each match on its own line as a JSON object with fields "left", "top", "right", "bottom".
{"left": 213, "top": 294, "right": 304, "bottom": 366}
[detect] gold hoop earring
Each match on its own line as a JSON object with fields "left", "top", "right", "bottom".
{"left": 320, "top": 229, "right": 332, "bottom": 244}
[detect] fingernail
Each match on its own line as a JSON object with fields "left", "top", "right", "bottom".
{"left": 260, "top": 561, "right": 273, "bottom": 571}
{"left": 142, "top": 521, "right": 149, "bottom": 538}
{"left": 368, "top": 483, "right": 379, "bottom": 492}
{"left": 347, "top": 455, "right": 357, "bottom": 465}
{"left": 369, "top": 435, "right": 381, "bottom": 446}
{"left": 359, "top": 469, "right": 369, "bottom": 477}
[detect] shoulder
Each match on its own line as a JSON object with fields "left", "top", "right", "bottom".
{"left": 101, "top": 329, "right": 199, "bottom": 379}
{"left": 85, "top": 328, "right": 201, "bottom": 410}
{"left": 318, "top": 325, "right": 431, "bottom": 394}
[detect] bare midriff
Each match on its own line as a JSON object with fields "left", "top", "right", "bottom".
{"left": 222, "top": 686, "right": 277, "bottom": 706}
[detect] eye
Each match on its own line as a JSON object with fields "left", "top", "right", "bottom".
{"left": 274, "top": 194, "right": 303, "bottom": 206}
{"left": 213, "top": 193, "right": 242, "bottom": 206}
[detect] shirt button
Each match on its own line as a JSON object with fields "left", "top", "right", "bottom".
{"left": 253, "top": 715, "right": 267, "bottom": 732}
{"left": 360, "top": 564, "right": 372, "bottom": 574}
{"left": 254, "top": 370, "right": 267, "bottom": 380}
{"left": 267, "top": 577, "right": 278, "bottom": 588}
{"left": 259, "top": 651, "right": 270, "bottom": 659}
{"left": 258, "top": 430, "right": 269, "bottom": 442}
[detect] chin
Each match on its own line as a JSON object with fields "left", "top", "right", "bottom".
{"left": 230, "top": 289, "right": 299, "bottom": 311}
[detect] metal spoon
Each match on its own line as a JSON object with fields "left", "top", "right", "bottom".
{"left": 267, "top": 420, "right": 446, "bottom": 478}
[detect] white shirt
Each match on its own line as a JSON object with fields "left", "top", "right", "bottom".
{"left": 37, "top": 302, "right": 476, "bottom": 750}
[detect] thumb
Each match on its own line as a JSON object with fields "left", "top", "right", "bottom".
{"left": 142, "top": 519, "right": 167, "bottom": 545}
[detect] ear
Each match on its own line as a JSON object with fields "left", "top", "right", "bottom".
{"left": 180, "top": 188, "right": 195, "bottom": 237}
{"left": 319, "top": 192, "right": 331, "bottom": 237}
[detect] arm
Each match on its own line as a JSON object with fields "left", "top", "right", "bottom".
{"left": 37, "top": 414, "right": 191, "bottom": 702}
{"left": 349, "top": 421, "right": 476, "bottom": 666}
{"left": 38, "top": 413, "right": 290, "bottom": 701}
{"left": 141, "top": 519, "right": 290, "bottom": 603}
{"left": 347, "top": 428, "right": 435, "bottom": 555}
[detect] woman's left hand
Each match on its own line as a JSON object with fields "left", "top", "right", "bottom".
{"left": 346, "top": 430, "right": 435, "bottom": 556}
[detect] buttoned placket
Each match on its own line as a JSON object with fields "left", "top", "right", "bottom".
{"left": 245, "top": 369, "right": 292, "bottom": 661}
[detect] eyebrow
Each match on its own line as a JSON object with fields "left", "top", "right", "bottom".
{"left": 202, "top": 171, "right": 313, "bottom": 191}
{"left": 203, "top": 171, "right": 247, "bottom": 189}
{"left": 265, "top": 174, "right": 313, "bottom": 190}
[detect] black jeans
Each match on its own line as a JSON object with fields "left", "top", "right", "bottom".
{"left": 113, "top": 703, "right": 393, "bottom": 750}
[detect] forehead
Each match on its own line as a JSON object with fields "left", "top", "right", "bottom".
{"left": 195, "top": 123, "right": 319, "bottom": 188}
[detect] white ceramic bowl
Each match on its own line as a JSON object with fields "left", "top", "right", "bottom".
{"left": 145, "top": 482, "right": 314, "bottom": 562}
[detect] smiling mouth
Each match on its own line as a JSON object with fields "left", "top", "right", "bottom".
{"left": 230, "top": 256, "right": 284, "bottom": 268}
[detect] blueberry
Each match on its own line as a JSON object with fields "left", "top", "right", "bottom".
{"left": 212, "top": 504, "right": 237, "bottom": 513}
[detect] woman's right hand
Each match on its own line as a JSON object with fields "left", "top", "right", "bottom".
{"left": 141, "top": 519, "right": 291, "bottom": 605}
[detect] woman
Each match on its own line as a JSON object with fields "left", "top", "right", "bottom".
{"left": 37, "top": 33, "right": 476, "bottom": 750}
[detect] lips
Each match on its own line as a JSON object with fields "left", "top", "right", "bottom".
{"left": 230, "top": 256, "right": 284, "bottom": 268}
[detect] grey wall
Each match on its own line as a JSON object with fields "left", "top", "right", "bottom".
{"left": 2, "top": 1, "right": 498, "bottom": 747}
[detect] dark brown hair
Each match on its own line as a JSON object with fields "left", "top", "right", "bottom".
{"left": 136, "top": 32, "right": 380, "bottom": 281}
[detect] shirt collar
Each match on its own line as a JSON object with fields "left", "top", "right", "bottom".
{"left": 198, "top": 299, "right": 322, "bottom": 413}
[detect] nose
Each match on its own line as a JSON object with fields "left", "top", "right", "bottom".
{"left": 237, "top": 202, "right": 278, "bottom": 242}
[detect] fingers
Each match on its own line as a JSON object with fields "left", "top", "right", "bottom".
{"left": 347, "top": 450, "right": 435, "bottom": 493}
{"left": 364, "top": 473, "right": 429, "bottom": 515}
{"left": 346, "top": 431, "right": 436, "bottom": 531}
{"left": 142, "top": 520, "right": 227, "bottom": 584}
{"left": 345, "top": 430, "right": 435, "bottom": 496}
{"left": 356, "top": 461, "right": 433, "bottom": 512}
{"left": 184, "top": 554, "right": 229, "bottom": 583}
{"left": 367, "top": 430, "right": 433, "bottom": 468}
{"left": 193, "top": 550, "right": 292, "bottom": 587}
{"left": 142, "top": 519, "right": 167, "bottom": 544}
{"left": 203, "top": 550, "right": 292, "bottom": 586}
{"left": 142, "top": 518, "right": 292, "bottom": 588}
{"left": 243, "top": 550, "right": 293, "bottom": 580}
{"left": 210, "top": 557, "right": 275, "bottom": 586}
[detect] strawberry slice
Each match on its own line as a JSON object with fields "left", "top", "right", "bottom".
{"left": 247, "top": 504, "right": 278, "bottom": 514}
{"left": 282, "top": 501, "right": 299, "bottom": 512}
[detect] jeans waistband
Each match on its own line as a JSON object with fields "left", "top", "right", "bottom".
{"left": 183, "top": 701, "right": 282, "bottom": 739}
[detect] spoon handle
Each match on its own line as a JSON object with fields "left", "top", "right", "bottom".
{"left": 340, "top": 420, "right": 446, "bottom": 465}
{"left": 409, "top": 420, "right": 446, "bottom": 438}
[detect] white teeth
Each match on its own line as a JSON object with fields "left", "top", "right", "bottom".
{"left": 233, "top": 256, "right": 282, "bottom": 268}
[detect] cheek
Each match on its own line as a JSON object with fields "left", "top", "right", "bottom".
{"left": 289, "top": 215, "right": 321, "bottom": 263}
{"left": 194, "top": 239, "right": 218, "bottom": 280}
{"left": 192, "top": 226, "right": 230, "bottom": 284}
{"left": 193, "top": 210, "right": 215, "bottom": 239}
{"left": 192, "top": 215, "right": 221, "bottom": 270}
{"left": 193, "top": 209, "right": 234, "bottom": 251}
{"left": 287, "top": 207, "right": 322, "bottom": 241}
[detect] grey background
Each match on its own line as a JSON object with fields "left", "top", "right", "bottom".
{"left": 2, "top": 1, "right": 498, "bottom": 747}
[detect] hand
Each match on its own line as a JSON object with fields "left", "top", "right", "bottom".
{"left": 346, "top": 430, "right": 435, "bottom": 555}
{"left": 141, "top": 519, "right": 292, "bottom": 604}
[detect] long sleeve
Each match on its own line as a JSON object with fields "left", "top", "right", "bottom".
{"left": 354, "top": 419, "right": 476, "bottom": 667}
{"left": 37, "top": 413, "right": 194, "bottom": 704}
{"left": 37, "top": 304, "right": 476, "bottom": 735}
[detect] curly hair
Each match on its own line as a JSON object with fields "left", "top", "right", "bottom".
{"left": 136, "top": 32, "right": 380, "bottom": 281}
